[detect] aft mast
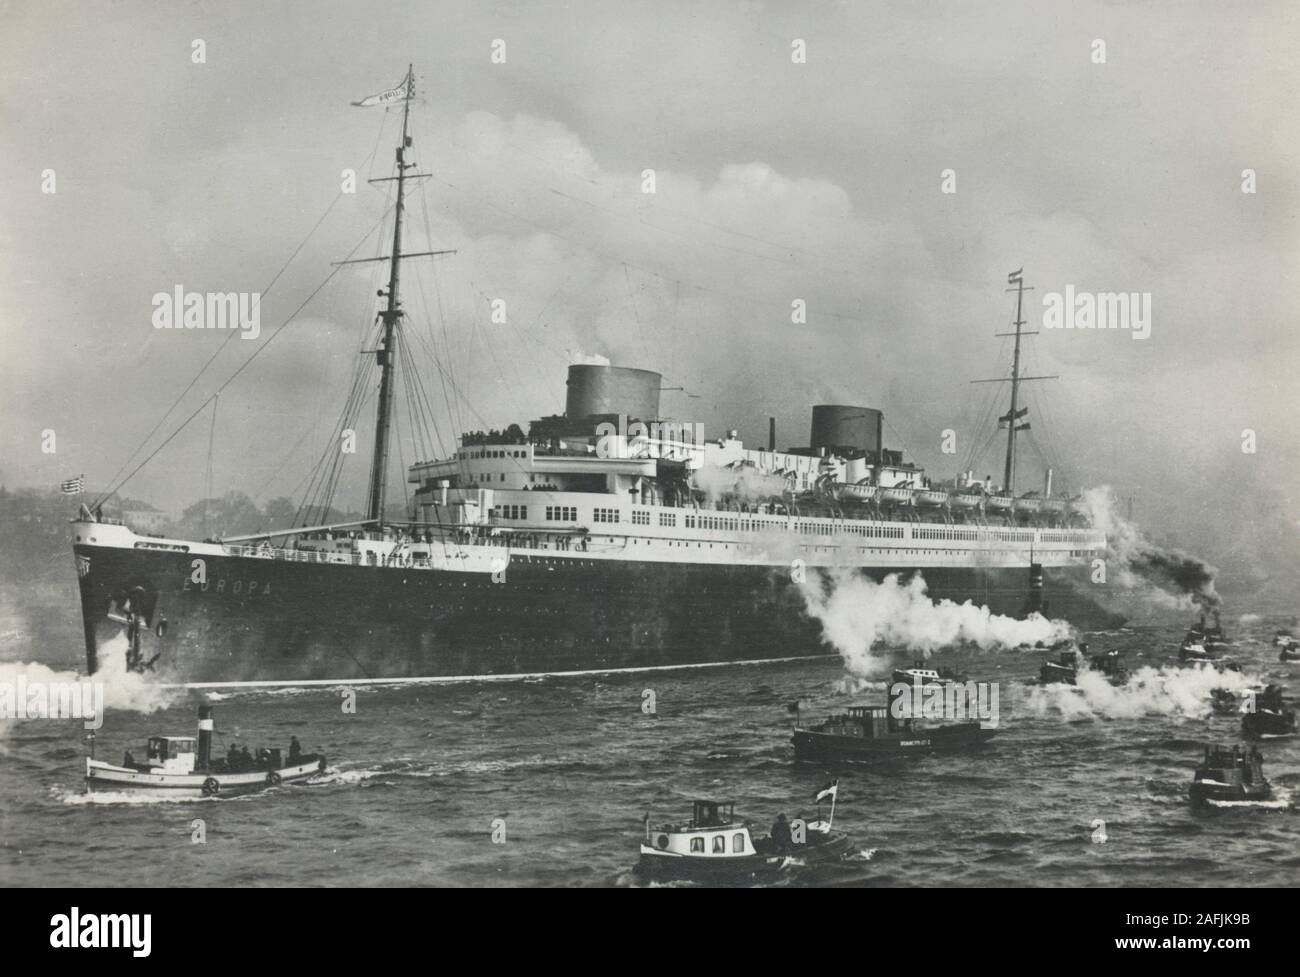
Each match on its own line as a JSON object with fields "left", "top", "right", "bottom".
{"left": 366, "top": 65, "right": 415, "bottom": 526}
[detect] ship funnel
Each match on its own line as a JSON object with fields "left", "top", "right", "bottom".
{"left": 769, "top": 417, "right": 776, "bottom": 452}
{"left": 810, "top": 405, "right": 882, "bottom": 458}
{"left": 197, "top": 705, "right": 214, "bottom": 771}
{"left": 1044, "top": 467, "right": 1053, "bottom": 498}
{"left": 565, "top": 364, "right": 662, "bottom": 421}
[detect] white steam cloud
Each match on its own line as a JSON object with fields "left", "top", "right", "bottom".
{"left": 1025, "top": 662, "right": 1255, "bottom": 721}
{"left": 693, "top": 464, "right": 790, "bottom": 504}
{"left": 798, "top": 569, "right": 1075, "bottom": 678}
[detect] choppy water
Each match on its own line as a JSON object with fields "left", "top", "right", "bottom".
{"left": 2, "top": 614, "right": 1299, "bottom": 887}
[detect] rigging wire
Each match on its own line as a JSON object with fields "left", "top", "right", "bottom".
{"left": 102, "top": 205, "right": 397, "bottom": 506}
{"left": 93, "top": 191, "right": 347, "bottom": 507}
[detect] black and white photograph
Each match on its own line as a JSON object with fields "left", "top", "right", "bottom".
{"left": 0, "top": 0, "right": 1296, "bottom": 929}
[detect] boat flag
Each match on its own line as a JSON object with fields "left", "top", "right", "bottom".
{"left": 786, "top": 700, "right": 801, "bottom": 714}
{"left": 60, "top": 475, "right": 84, "bottom": 495}
{"left": 815, "top": 780, "right": 838, "bottom": 803}
{"left": 352, "top": 73, "right": 414, "bottom": 108}
{"left": 1008, "top": 268, "right": 1023, "bottom": 285}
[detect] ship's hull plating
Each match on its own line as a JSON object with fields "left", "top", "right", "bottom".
{"left": 74, "top": 542, "right": 1124, "bottom": 684}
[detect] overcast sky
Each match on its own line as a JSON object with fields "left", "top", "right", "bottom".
{"left": 1, "top": 0, "right": 1297, "bottom": 580}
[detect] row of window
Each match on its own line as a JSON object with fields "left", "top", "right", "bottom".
{"left": 690, "top": 833, "right": 746, "bottom": 854}
{"left": 463, "top": 448, "right": 528, "bottom": 460}
{"left": 490, "top": 505, "right": 1092, "bottom": 546}
{"left": 914, "top": 527, "right": 980, "bottom": 541}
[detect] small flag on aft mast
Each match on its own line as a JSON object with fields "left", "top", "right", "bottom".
{"left": 352, "top": 72, "right": 414, "bottom": 108}
{"left": 60, "top": 475, "right": 84, "bottom": 495}
{"left": 1007, "top": 267, "right": 1024, "bottom": 285}
{"left": 815, "top": 779, "right": 838, "bottom": 803}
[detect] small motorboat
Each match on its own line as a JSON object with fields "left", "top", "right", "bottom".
{"left": 890, "top": 661, "right": 967, "bottom": 688}
{"left": 792, "top": 703, "right": 995, "bottom": 761}
{"left": 634, "top": 790, "right": 856, "bottom": 885}
{"left": 85, "top": 705, "right": 326, "bottom": 798}
{"left": 1039, "top": 646, "right": 1127, "bottom": 685}
{"left": 1189, "top": 744, "right": 1270, "bottom": 805}
{"left": 1242, "top": 686, "right": 1298, "bottom": 740}
{"left": 1274, "top": 629, "right": 1296, "bottom": 647}
{"left": 1277, "top": 632, "right": 1300, "bottom": 661}
{"left": 1210, "top": 688, "right": 1245, "bottom": 716}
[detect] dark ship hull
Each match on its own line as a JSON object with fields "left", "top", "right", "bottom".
{"left": 74, "top": 539, "right": 1121, "bottom": 684}
{"left": 791, "top": 722, "right": 996, "bottom": 761}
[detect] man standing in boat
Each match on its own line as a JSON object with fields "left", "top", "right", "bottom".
{"left": 771, "top": 813, "right": 792, "bottom": 854}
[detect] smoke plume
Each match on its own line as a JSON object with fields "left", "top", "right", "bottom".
{"left": 1082, "top": 486, "right": 1221, "bottom": 610}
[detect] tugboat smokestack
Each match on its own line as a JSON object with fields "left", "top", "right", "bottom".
{"left": 197, "top": 705, "right": 214, "bottom": 771}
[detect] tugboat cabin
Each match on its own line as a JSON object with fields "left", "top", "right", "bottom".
{"left": 646, "top": 800, "right": 755, "bottom": 858}
{"left": 820, "top": 706, "right": 897, "bottom": 738}
{"left": 143, "top": 736, "right": 197, "bottom": 774}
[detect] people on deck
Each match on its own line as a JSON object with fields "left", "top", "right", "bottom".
{"left": 289, "top": 736, "right": 302, "bottom": 761}
{"left": 771, "top": 813, "right": 792, "bottom": 854}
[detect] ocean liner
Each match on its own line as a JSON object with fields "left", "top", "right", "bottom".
{"left": 70, "top": 68, "right": 1118, "bottom": 686}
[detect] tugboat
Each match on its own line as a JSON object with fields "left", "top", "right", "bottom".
{"left": 1181, "top": 612, "right": 1231, "bottom": 662}
{"left": 1203, "top": 611, "right": 1231, "bottom": 651}
{"left": 634, "top": 787, "right": 856, "bottom": 884}
{"left": 85, "top": 705, "right": 327, "bottom": 797}
{"left": 1241, "top": 686, "right": 1298, "bottom": 740}
{"left": 792, "top": 703, "right": 995, "bottom": 761}
{"left": 1189, "top": 744, "right": 1270, "bottom": 805}
{"left": 1039, "top": 645, "right": 1128, "bottom": 685}
{"left": 890, "top": 661, "right": 967, "bottom": 688}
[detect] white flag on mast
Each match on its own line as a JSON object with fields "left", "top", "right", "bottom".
{"left": 352, "top": 75, "right": 413, "bottom": 108}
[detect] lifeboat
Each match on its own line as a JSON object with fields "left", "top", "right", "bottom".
{"left": 839, "top": 481, "right": 877, "bottom": 503}
{"left": 1040, "top": 497, "right": 1067, "bottom": 515}
{"left": 876, "top": 486, "right": 914, "bottom": 506}
{"left": 914, "top": 489, "right": 950, "bottom": 508}
{"left": 984, "top": 493, "right": 1014, "bottom": 513}
{"left": 948, "top": 490, "right": 983, "bottom": 511}
{"left": 1015, "top": 494, "right": 1043, "bottom": 514}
